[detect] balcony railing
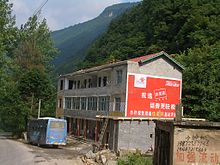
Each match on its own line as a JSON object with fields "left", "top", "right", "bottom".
{"left": 64, "top": 102, "right": 125, "bottom": 119}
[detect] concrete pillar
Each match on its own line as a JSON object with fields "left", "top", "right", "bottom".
{"left": 84, "top": 119, "right": 87, "bottom": 140}
{"left": 68, "top": 118, "right": 72, "bottom": 134}
{"left": 77, "top": 119, "right": 80, "bottom": 136}
{"left": 113, "top": 120, "right": 117, "bottom": 151}
{"left": 95, "top": 120, "right": 98, "bottom": 142}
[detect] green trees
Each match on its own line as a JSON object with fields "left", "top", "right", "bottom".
{"left": 0, "top": 1, "right": 57, "bottom": 134}
{"left": 0, "top": 0, "right": 18, "bottom": 132}
{"left": 176, "top": 43, "right": 220, "bottom": 121}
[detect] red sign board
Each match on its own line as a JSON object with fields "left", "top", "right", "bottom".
{"left": 126, "top": 74, "right": 181, "bottom": 118}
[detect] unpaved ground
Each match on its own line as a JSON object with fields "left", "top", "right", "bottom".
{"left": 0, "top": 135, "right": 92, "bottom": 165}
{"left": 25, "top": 137, "right": 93, "bottom": 165}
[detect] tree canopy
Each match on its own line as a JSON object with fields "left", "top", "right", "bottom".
{"left": 0, "top": 1, "right": 57, "bottom": 134}
{"left": 176, "top": 43, "right": 220, "bottom": 121}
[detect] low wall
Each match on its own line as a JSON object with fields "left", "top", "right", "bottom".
{"left": 117, "top": 120, "right": 155, "bottom": 153}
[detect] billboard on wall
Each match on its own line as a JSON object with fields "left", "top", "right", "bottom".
{"left": 126, "top": 73, "right": 181, "bottom": 118}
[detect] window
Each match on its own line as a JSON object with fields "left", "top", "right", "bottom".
{"left": 88, "top": 97, "right": 97, "bottom": 110}
{"left": 68, "top": 80, "right": 73, "bottom": 89}
{"left": 60, "top": 80, "right": 63, "bottom": 90}
{"left": 50, "top": 121, "right": 65, "bottom": 128}
{"left": 99, "top": 96, "right": 110, "bottom": 111}
{"left": 88, "top": 79, "right": 92, "bottom": 88}
{"left": 81, "top": 97, "right": 87, "bottom": 110}
{"left": 83, "top": 79, "right": 87, "bottom": 88}
{"left": 103, "top": 76, "right": 107, "bottom": 86}
{"left": 73, "top": 81, "right": 77, "bottom": 89}
{"left": 73, "top": 97, "right": 80, "bottom": 109}
{"left": 65, "top": 97, "right": 71, "bottom": 109}
{"left": 58, "top": 98, "right": 62, "bottom": 108}
{"left": 116, "top": 70, "right": 122, "bottom": 84}
{"left": 77, "top": 80, "right": 80, "bottom": 89}
{"left": 98, "top": 77, "right": 102, "bottom": 87}
{"left": 115, "top": 97, "right": 121, "bottom": 111}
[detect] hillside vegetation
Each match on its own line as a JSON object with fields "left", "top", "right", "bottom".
{"left": 81, "top": 0, "right": 220, "bottom": 67}
{"left": 52, "top": 2, "right": 138, "bottom": 74}
{"left": 80, "top": 0, "right": 220, "bottom": 121}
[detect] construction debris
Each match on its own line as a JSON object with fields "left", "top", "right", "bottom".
{"left": 81, "top": 149, "right": 117, "bottom": 165}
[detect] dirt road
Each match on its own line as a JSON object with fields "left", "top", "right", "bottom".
{"left": 0, "top": 136, "right": 91, "bottom": 165}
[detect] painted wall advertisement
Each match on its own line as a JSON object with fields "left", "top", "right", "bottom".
{"left": 126, "top": 73, "right": 181, "bottom": 118}
{"left": 174, "top": 129, "right": 220, "bottom": 165}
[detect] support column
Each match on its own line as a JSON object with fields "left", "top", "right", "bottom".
{"left": 84, "top": 119, "right": 87, "bottom": 140}
{"left": 77, "top": 119, "right": 80, "bottom": 136}
{"left": 113, "top": 120, "right": 116, "bottom": 151}
{"left": 95, "top": 120, "right": 98, "bottom": 142}
{"left": 68, "top": 118, "right": 73, "bottom": 135}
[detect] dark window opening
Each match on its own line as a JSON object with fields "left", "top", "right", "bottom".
{"left": 98, "top": 77, "right": 102, "bottom": 87}
{"left": 77, "top": 80, "right": 80, "bottom": 89}
{"left": 83, "top": 79, "right": 87, "bottom": 88}
{"left": 103, "top": 76, "right": 107, "bottom": 87}
{"left": 59, "top": 98, "right": 62, "bottom": 108}
{"left": 69, "top": 80, "right": 73, "bottom": 89}
{"left": 60, "top": 80, "right": 63, "bottom": 90}
{"left": 88, "top": 79, "right": 92, "bottom": 88}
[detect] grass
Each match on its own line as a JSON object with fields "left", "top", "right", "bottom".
{"left": 118, "top": 153, "right": 153, "bottom": 165}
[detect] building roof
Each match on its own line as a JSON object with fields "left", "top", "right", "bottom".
{"left": 129, "top": 51, "right": 184, "bottom": 70}
{"left": 61, "top": 51, "right": 184, "bottom": 78}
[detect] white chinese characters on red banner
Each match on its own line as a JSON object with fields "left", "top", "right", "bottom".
{"left": 126, "top": 74, "right": 181, "bottom": 118}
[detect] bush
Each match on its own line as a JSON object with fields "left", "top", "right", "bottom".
{"left": 118, "top": 153, "right": 152, "bottom": 165}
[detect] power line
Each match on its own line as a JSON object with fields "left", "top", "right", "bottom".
{"left": 33, "top": 0, "right": 49, "bottom": 17}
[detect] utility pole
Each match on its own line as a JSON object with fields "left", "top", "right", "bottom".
{"left": 38, "top": 99, "right": 41, "bottom": 119}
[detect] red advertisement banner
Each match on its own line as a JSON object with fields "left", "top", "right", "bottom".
{"left": 126, "top": 74, "right": 181, "bottom": 118}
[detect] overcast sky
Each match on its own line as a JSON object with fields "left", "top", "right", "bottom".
{"left": 9, "top": 0, "right": 141, "bottom": 31}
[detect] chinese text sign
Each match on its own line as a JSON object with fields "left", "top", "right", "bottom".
{"left": 126, "top": 74, "right": 181, "bottom": 118}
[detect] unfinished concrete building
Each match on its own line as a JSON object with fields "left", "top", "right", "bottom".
{"left": 56, "top": 51, "right": 183, "bottom": 153}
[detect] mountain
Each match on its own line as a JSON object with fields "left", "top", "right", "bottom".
{"left": 81, "top": 0, "right": 220, "bottom": 68}
{"left": 51, "top": 2, "right": 139, "bottom": 75}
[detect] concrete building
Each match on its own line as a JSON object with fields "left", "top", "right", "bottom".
{"left": 56, "top": 51, "right": 183, "bottom": 153}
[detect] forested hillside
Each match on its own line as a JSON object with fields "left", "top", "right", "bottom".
{"left": 81, "top": 0, "right": 220, "bottom": 67}
{"left": 52, "top": 2, "right": 138, "bottom": 74}
{"left": 80, "top": 0, "right": 220, "bottom": 121}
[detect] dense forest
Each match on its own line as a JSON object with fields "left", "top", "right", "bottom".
{"left": 80, "top": 0, "right": 220, "bottom": 121}
{"left": 0, "top": 0, "right": 57, "bottom": 134}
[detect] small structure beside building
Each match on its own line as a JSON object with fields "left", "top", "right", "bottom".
{"left": 153, "top": 120, "right": 220, "bottom": 165}
{"left": 56, "top": 51, "right": 184, "bottom": 153}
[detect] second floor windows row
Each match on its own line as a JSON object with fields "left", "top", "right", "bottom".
{"left": 67, "top": 76, "right": 109, "bottom": 90}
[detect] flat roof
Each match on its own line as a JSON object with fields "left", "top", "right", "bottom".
{"left": 155, "top": 120, "right": 220, "bottom": 128}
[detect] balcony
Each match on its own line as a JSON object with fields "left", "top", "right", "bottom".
{"left": 63, "top": 102, "right": 125, "bottom": 119}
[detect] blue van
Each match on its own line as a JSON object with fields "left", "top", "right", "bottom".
{"left": 27, "top": 117, "right": 67, "bottom": 146}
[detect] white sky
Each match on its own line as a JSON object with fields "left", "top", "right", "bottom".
{"left": 9, "top": 0, "right": 141, "bottom": 31}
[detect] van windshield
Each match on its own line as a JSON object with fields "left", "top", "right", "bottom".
{"left": 49, "top": 121, "right": 65, "bottom": 128}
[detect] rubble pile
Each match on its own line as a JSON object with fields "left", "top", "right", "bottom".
{"left": 80, "top": 149, "right": 117, "bottom": 165}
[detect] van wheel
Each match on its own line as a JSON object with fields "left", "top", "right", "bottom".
{"left": 53, "top": 145, "right": 58, "bottom": 148}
